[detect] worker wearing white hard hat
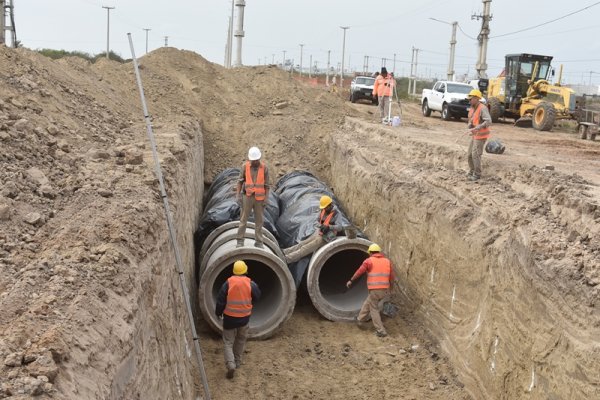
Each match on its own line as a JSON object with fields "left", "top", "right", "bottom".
{"left": 236, "top": 147, "right": 270, "bottom": 248}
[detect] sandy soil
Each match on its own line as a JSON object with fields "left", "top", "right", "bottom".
{"left": 0, "top": 46, "right": 598, "bottom": 399}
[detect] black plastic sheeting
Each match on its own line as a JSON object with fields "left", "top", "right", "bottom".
{"left": 275, "top": 171, "right": 364, "bottom": 287}
{"left": 195, "top": 168, "right": 280, "bottom": 250}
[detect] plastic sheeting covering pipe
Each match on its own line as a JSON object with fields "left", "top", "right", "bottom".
{"left": 198, "top": 221, "right": 296, "bottom": 339}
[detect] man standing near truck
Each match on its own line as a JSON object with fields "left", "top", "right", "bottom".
{"left": 373, "top": 67, "right": 395, "bottom": 123}
{"left": 466, "top": 89, "right": 492, "bottom": 181}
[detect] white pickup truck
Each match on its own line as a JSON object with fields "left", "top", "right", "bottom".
{"left": 421, "top": 81, "right": 474, "bottom": 121}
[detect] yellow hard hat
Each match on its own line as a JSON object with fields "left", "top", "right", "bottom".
{"left": 233, "top": 260, "right": 248, "bottom": 275}
{"left": 468, "top": 89, "right": 483, "bottom": 99}
{"left": 368, "top": 243, "right": 382, "bottom": 253}
{"left": 319, "top": 195, "right": 333, "bottom": 209}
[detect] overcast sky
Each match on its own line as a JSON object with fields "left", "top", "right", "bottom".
{"left": 11, "top": 0, "right": 600, "bottom": 85}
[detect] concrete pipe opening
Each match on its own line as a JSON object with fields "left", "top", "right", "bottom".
{"left": 198, "top": 225, "right": 295, "bottom": 339}
{"left": 306, "top": 237, "right": 372, "bottom": 321}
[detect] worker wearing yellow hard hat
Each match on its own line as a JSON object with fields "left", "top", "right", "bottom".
{"left": 466, "top": 87, "right": 492, "bottom": 182}
{"left": 346, "top": 243, "right": 395, "bottom": 337}
{"left": 282, "top": 194, "right": 342, "bottom": 264}
{"left": 215, "top": 260, "right": 261, "bottom": 379}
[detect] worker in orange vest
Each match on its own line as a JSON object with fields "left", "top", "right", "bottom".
{"left": 373, "top": 67, "right": 395, "bottom": 124}
{"left": 236, "top": 146, "right": 270, "bottom": 248}
{"left": 346, "top": 243, "right": 395, "bottom": 337}
{"left": 466, "top": 89, "right": 492, "bottom": 181}
{"left": 283, "top": 195, "right": 342, "bottom": 264}
{"left": 215, "top": 260, "right": 261, "bottom": 379}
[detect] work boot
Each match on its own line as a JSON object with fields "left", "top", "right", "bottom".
{"left": 375, "top": 330, "right": 388, "bottom": 338}
{"left": 235, "top": 361, "right": 241, "bottom": 369}
{"left": 354, "top": 317, "right": 368, "bottom": 330}
{"left": 226, "top": 367, "right": 235, "bottom": 379}
{"left": 467, "top": 174, "right": 480, "bottom": 182}
{"left": 466, "top": 171, "right": 474, "bottom": 178}
{"left": 254, "top": 242, "right": 264, "bottom": 249}
{"left": 236, "top": 240, "right": 244, "bottom": 248}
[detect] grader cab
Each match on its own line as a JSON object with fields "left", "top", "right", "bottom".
{"left": 487, "top": 53, "right": 577, "bottom": 131}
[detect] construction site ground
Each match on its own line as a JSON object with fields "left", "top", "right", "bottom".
{"left": 0, "top": 47, "right": 598, "bottom": 400}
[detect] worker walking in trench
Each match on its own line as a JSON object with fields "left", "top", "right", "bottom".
{"left": 374, "top": 67, "right": 395, "bottom": 124}
{"left": 346, "top": 243, "right": 395, "bottom": 337}
{"left": 283, "top": 195, "right": 342, "bottom": 264}
{"left": 466, "top": 89, "right": 492, "bottom": 181}
{"left": 215, "top": 260, "right": 261, "bottom": 379}
{"left": 236, "top": 146, "right": 270, "bottom": 248}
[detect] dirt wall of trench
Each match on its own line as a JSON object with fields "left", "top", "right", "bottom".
{"left": 328, "top": 118, "right": 600, "bottom": 399}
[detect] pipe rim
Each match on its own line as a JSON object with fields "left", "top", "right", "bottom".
{"left": 199, "top": 221, "right": 279, "bottom": 259}
{"left": 307, "top": 237, "right": 372, "bottom": 321}
{"left": 199, "top": 246, "right": 296, "bottom": 339}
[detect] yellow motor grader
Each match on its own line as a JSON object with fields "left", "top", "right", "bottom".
{"left": 486, "top": 53, "right": 577, "bottom": 131}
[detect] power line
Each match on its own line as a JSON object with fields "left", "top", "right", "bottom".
{"left": 457, "top": 23, "right": 477, "bottom": 40}
{"left": 491, "top": 1, "right": 600, "bottom": 38}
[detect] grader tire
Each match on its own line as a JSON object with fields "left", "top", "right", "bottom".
{"left": 579, "top": 124, "right": 588, "bottom": 140}
{"left": 488, "top": 97, "right": 503, "bottom": 123}
{"left": 532, "top": 102, "right": 556, "bottom": 131}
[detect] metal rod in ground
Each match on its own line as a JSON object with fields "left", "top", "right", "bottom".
{"left": 127, "top": 33, "right": 212, "bottom": 400}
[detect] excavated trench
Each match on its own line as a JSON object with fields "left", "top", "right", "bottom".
{"left": 126, "top": 119, "right": 596, "bottom": 400}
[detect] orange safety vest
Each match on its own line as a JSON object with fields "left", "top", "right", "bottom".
{"left": 245, "top": 161, "right": 266, "bottom": 201}
{"left": 367, "top": 255, "right": 391, "bottom": 290}
{"left": 318, "top": 208, "right": 335, "bottom": 236}
{"left": 468, "top": 104, "right": 491, "bottom": 140}
{"left": 374, "top": 75, "right": 394, "bottom": 97}
{"left": 224, "top": 275, "right": 253, "bottom": 318}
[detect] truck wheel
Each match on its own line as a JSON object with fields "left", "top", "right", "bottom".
{"left": 441, "top": 103, "right": 451, "bottom": 121}
{"left": 579, "top": 124, "right": 588, "bottom": 140}
{"left": 488, "top": 97, "right": 503, "bottom": 123}
{"left": 422, "top": 100, "right": 432, "bottom": 117}
{"left": 350, "top": 92, "right": 357, "bottom": 103}
{"left": 532, "top": 102, "right": 556, "bottom": 131}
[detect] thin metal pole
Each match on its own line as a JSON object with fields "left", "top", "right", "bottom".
{"left": 127, "top": 32, "right": 212, "bottom": 400}
{"left": 102, "top": 6, "right": 114, "bottom": 59}
{"left": 0, "top": 0, "right": 5, "bottom": 45}
{"left": 340, "top": 26, "right": 349, "bottom": 88}
{"left": 228, "top": 0, "right": 234, "bottom": 67}
{"left": 299, "top": 44, "right": 304, "bottom": 76}
{"left": 143, "top": 28, "right": 151, "bottom": 54}
{"left": 326, "top": 50, "right": 331, "bottom": 86}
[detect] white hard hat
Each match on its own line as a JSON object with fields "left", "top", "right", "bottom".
{"left": 248, "top": 146, "right": 261, "bottom": 160}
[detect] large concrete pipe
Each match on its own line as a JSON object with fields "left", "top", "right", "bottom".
{"left": 198, "top": 222, "right": 295, "bottom": 339}
{"left": 306, "top": 237, "right": 372, "bottom": 321}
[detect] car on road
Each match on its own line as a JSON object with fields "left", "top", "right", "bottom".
{"left": 349, "top": 76, "right": 377, "bottom": 104}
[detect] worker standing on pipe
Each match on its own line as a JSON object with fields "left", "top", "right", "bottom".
{"left": 283, "top": 195, "right": 343, "bottom": 264}
{"left": 215, "top": 260, "right": 261, "bottom": 379}
{"left": 236, "top": 146, "right": 270, "bottom": 248}
{"left": 346, "top": 243, "right": 395, "bottom": 337}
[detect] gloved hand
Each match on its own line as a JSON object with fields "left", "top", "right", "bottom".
{"left": 346, "top": 280, "right": 352, "bottom": 289}
{"left": 319, "top": 224, "right": 330, "bottom": 234}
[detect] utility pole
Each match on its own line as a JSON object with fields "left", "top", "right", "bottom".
{"left": 408, "top": 47, "right": 415, "bottom": 95}
{"left": 448, "top": 22, "right": 458, "bottom": 81}
{"left": 0, "top": 0, "right": 5, "bottom": 45}
{"left": 381, "top": 57, "right": 387, "bottom": 68}
{"left": 102, "top": 6, "right": 115, "bottom": 59}
{"left": 143, "top": 28, "right": 151, "bottom": 54}
{"left": 224, "top": 17, "right": 232, "bottom": 67}
{"left": 340, "top": 26, "right": 349, "bottom": 88}
{"left": 227, "top": 0, "right": 234, "bottom": 67}
{"left": 413, "top": 48, "right": 419, "bottom": 95}
{"left": 472, "top": 0, "right": 492, "bottom": 78}
{"left": 233, "top": 0, "right": 246, "bottom": 67}
{"left": 326, "top": 50, "right": 331, "bottom": 86}
{"left": 164, "top": 36, "right": 169, "bottom": 47}
{"left": 299, "top": 44, "right": 304, "bottom": 76}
